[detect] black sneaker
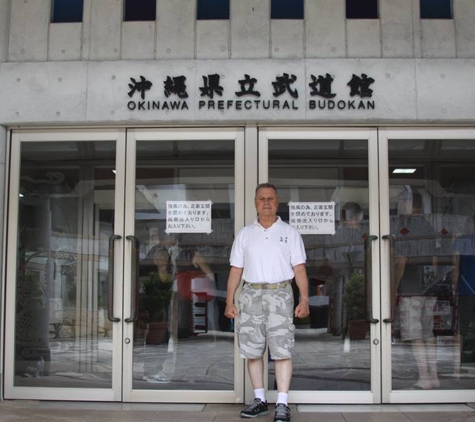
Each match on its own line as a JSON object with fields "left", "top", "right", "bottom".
{"left": 240, "top": 398, "right": 269, "bottom": 418}
{"left": 274, "top": 403, "right": 291, "bottom": 422}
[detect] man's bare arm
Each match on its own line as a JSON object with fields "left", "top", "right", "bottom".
{"left": 293, "top": 263, "right": 310, "bottom": 318}
{"left": 224, "top": 266, "right": 243, "bottom": 319}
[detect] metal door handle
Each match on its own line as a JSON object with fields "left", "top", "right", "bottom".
{"left": 382, "top": 235, "right": 396, "bottom": 323}
{"left": 125, "top": 235, "right": 140, "bottom": 323}
{"left": 365, "top": 235, "right": 379, "bottom": 323}
{"left": 107, "top": 235, "right": 121, "bottom": 322}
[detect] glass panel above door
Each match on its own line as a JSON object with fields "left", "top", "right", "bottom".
{"left": 132, "top": 139, "right": 236, "bottom": 391}
{"left": 267, "top": 137, "right": 372, "bottom": 391}
{"left": 14, "top": 140, "right": 117, "bottom": 389}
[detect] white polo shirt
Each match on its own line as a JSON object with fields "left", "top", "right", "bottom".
{"left": 230, "top": 216, "right": 307, "bottom": 283}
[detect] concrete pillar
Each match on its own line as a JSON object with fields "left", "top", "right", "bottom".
{"left": 0, "top": 0, "right": 11, "bottom": 62}
{"left": 197, "top": 20, "right": 229, "bottom": 59}
{"left": 380, "top": 0, "right": 414, "bottom": 58}
{"left": 454, "top": 0, "right": 475, "bottom": 58}
{"left": 306, "top": 0, "right": 345, "bottom": 58}
{"left": 271, "top": 20, "right": 304, "bottom": 59}
{"left": 89, "top": 0, "right": 121, "bottom": 60}
{"left": 8, "top": 0, "right": 50, "bottom": 62}
{"left": 231, "top": 0, "right": 270, "bottom": 58}
{"left": 156, "top": 0, "right": 195, "bottom": 59}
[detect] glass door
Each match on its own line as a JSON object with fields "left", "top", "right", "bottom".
{"left": 4, "top": 129, "right": 126, "bottom": 401}
{"left": 122, "top": 128, "right": 245, "bottom": 402}
{"left": 380, "top": 128, "right": 475, "bottom": 403}
{"left": 258, "top": 128, "right": 381, "bottom": 404}
{"left": 7, "top": 126, "right": 475, "bottom": 405}
{"left": 4, "top": 127, "right": 245, "bottom": 403}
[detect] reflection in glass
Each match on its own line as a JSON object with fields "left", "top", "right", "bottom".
{"left": 346, "top": 0, "right": 378, "bottom": 19}
{"left": 197, "top": 0, "right": 230, "bottom": 20}
{"left": 390, "top": 138, "right": 475, "bottom": 391}
{"left": 52, "top": 0, "right": 84, "bottom": 23}
{"left": 15, "top": 141, "right": 116, "bottom": 388}
{"left": 124, "top": 0, "right": 156, "bottom": 22}
{"left": 133, "top": 140, "right": 235, "bottom": 390}
{"left": 268, "top": 139, "right": 371, "bottom": 391}
{"left": 271, "top": 0, "right": 304, "bottom": 20}
{"left": 420, "top": 0, "right": 452, "bottom": 20}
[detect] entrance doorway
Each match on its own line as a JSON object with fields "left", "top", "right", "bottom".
{"left": 3, "top": 127, "right": 475, "bottom": 404}
{"left": 4, "top": 128, "right": 245, "bottom": 402}
{"left": 379, "top": 128, "right": 475, "bottom": 403}
{"left": 258, "top": 128, "right": 380, "bottom": 404}
{"left": 259, "top": 127, "right": 475, "bottom": 404}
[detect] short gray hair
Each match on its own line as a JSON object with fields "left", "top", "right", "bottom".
{"left": 255, "top": 183, "right": 278, "bottom": 195}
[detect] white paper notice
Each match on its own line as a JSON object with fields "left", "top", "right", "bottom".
{"left": 166, "top": 200, "right": 213, "bottom": 234}
{"left": 289, "top": 202, "right": 336, "bottom": 235}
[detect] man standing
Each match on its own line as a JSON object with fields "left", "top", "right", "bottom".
{"left": 225, "top": 183, "right": 310, "bottom": 422}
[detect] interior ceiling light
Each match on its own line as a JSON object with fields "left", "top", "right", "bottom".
{"left": 393, "top": 168, "right": 417, "bottom": 174}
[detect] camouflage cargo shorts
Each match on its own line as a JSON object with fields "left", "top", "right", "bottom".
{"left": 399, "top": 296, "right": 437, "bottom": 341}
{"left": 237, "top": 282, "right": 295, "bottom": 360}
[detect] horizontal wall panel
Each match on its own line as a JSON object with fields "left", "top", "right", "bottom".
{"left": 0, "top": 59, "right": 475, "bottom": 125}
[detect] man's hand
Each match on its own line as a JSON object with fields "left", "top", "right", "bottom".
{"left": 293, "top": 264, "right": 310, "bottom": 319}
{"left": 294, "top": 299, "right": 310, "bottom": 319}
{"left": 225, "top": 303, "right": 238, "bottom": 319}
{"left": 224, "top": 266, "right": 243, "bottom": 320}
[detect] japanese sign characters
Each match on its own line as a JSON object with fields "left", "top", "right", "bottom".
{"left": 128, "top": 75, "right": 190, "bottom": 111}
{"left": 128, "top": 76, "right": 152, "bottom": 100}
{"left": 289, "top": 202, "right": 336, "bottom": 235}
{"left": 308, "top": 73, "right": 375, "bottom": 111}
{"left": 197, "top": 72, "right": 301, "bottom": 111}
{"left": 126, "top": 71, "right": 375, "bottom": 113}
{"left": 166, "top": 200, "right": 213, "bottom": 234}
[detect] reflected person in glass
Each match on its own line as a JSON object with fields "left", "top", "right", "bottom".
{"left": 451, "top": 215, "right": 475, "bottom": 378}
{"left": 225, "top": 183, "right": 310, "bottom": 422}
{"left": 141, "top": 241, "right": 175, "bottom": 384}
{"left": 331, "top": 201, "right": 366, "bottom": 268}
{"left": 393, "top": 188, "right": 440, "bottom": 390}
{"left": 326, "top": 201, "right": 367, "bottom": 339}
{"left": 142, "top": 233, "right": 217, "bottom": 384}
{"left": 336, "top": 202, "right": 367, "bottom": 339}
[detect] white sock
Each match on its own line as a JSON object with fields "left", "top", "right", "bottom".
{"left": 276, "top": 392, "right": 288, "bottom": 405}
{"left": 254, "top": 388, "right": 266, "bottom": 402}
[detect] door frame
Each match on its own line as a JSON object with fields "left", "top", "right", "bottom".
{"left": 3, "top": 127, "right": 247, "bottom": 403}
{"left": 258, "top": 127, "right": 382, "bottom": 404}
{"left": 5, "top": 126, "right": 475, "bottom": 404}
{"left": 379, "top": 127, "right": 475, "bottom": 404}
{"left": 122, "top": 127, "right": 246, "bottom": 403}
{"left": 4, "top": 129, "right": 126, "bottom": 401}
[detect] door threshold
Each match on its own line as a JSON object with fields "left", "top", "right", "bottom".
{"left": 297, "top": 404, "right": 474, "bottom": 412}
{"left": 4, "top": 401, "right": 204, "bottom": 412}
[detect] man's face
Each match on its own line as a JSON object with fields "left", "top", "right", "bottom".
{"left": 153, "top": 249, "right": 169, "bottom": 269}
{"left": 255, "top": 187, "right": 279, "bottom": 217}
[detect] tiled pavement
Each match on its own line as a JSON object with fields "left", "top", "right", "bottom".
{"left": 0, "top": 401, "right": 474, "bottom": 422}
